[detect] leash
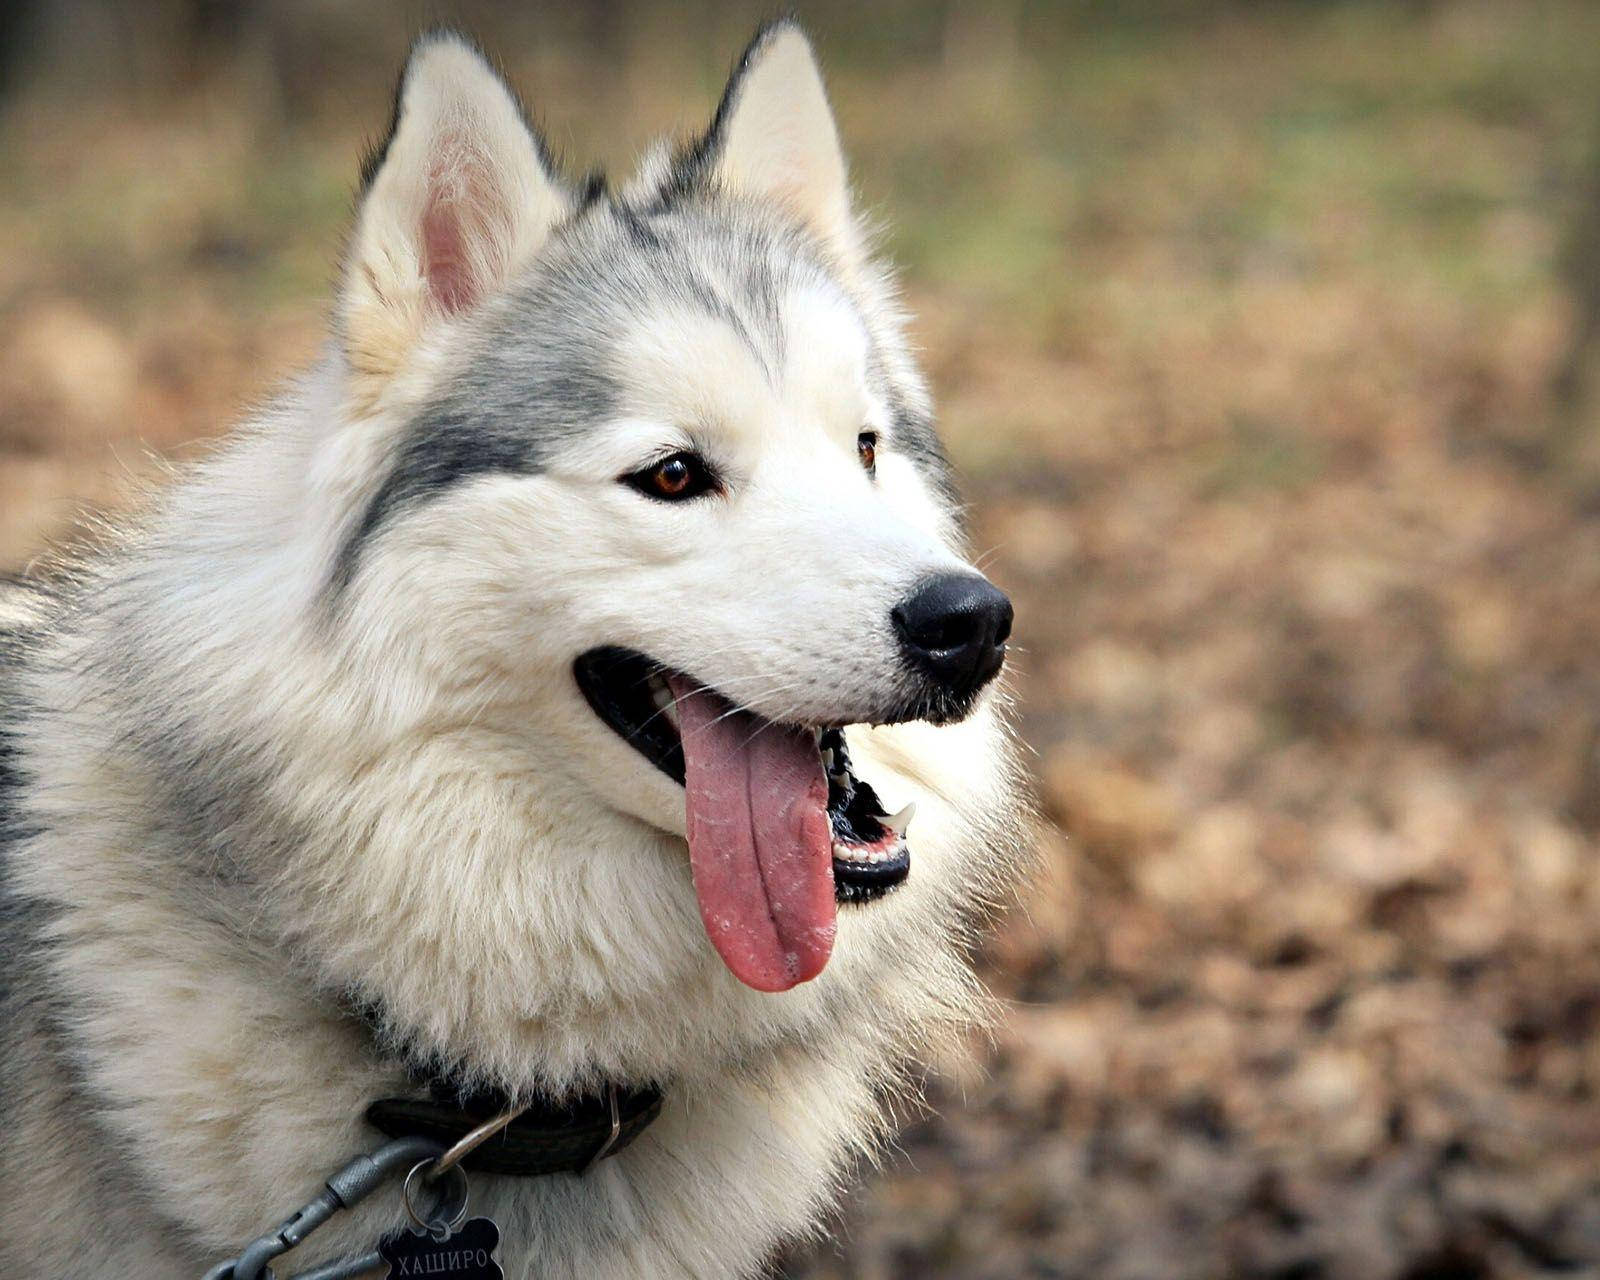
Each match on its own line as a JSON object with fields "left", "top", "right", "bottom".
{"left": 202, "top": 1133, "right": 446, "bottom": 1280}
{"left": 205, "top": 1082, "right": 664, "bottom": 1278}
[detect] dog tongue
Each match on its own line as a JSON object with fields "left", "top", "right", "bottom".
{"left": 667, "top": 674, "right": 836, "bottom": 992}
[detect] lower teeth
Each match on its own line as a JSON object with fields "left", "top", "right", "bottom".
{"left": 831, "top": 839, "right": 900, "bottom": 866}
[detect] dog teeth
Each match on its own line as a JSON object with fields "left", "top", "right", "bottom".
{"left": 821, "top": 743, "right": 855, "bottom": 782}
{"left": 648, "top": 677, "right": 680, "bottom": 728}
{"left": 881, "top": 803, "right": 916, "bottom": 836}
{"left": 831, "top": 840, "right": 898, "bottom": 865}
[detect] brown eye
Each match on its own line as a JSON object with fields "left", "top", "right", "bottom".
{"left": 858, "top": 432, "right": 878, "bottom": 474}
{"left": 653, "top": 457, "right": 692, "bottom": 496}
{"left": 624, "top": 451, "right": 718, "bottom": 502}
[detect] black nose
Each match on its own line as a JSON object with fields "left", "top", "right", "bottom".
{"left": 892, "top": 573, "right": 1013, "bottom": 702}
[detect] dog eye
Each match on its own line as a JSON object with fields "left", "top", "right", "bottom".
{"left": 857, "top": 432, "right": 878, "bottom": 474}
{"left": 624, "top": 451, "right": 719, "bottom": 502}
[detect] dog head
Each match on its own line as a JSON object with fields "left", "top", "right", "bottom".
{"left": 289, "top": 26, "right": 1021, "bottom": 1044}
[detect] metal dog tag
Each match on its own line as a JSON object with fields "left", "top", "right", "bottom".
{"left": 380, "top": 1218, "right": 503, "bottom": 1279}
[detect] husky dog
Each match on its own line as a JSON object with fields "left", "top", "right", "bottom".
{"left": 0, "top": 22, "right": 1028, "bottom": 1279}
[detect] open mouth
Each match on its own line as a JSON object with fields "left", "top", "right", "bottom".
{"left": 574, "top": 646, "right": 914, "bottom": 992}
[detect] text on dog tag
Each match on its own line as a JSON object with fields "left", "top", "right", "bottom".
{"left": 380, "top": 1217, "right": 503, "bottom": 1279}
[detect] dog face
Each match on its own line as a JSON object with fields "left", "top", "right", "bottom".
{"left": 322, "top": 28, "right": 1013, "bottom": 994}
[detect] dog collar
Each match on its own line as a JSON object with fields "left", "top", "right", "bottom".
{"left": 365, "top": 1079, "right": 663, "bottom": 1177}
{"left": 350, "top": 998, "right": 663, "bottom": 1177}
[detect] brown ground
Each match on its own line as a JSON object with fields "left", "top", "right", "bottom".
{"left": 4, "top": 4, "right": 1600, "bottom": 1278}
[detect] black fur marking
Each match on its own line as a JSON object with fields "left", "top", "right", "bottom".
{"left": 859, "top": 348, "right": 964, "bottom": 532}
{"left": 615, "top": 200, "right": 665, "bottom": 251}
{"left": 891, "top": 400, "right": 966, "bottom": 531}
{"left": 356, "top": 56, "right": 406, "bottom": 194}
{"left": 333, "top": 401, "right": 558, "bottom": 594}
{"left": 578, "top": 169, "right": 609, "bottom": 210}
{"left": 679, "top": 269, "right": 777, "bottom": 384}
{"left": 0, "top": 708, "right": 20, "bottom": 850}
{"left": 648, "top": 15, "right": 804, "bottom": 212}
{"left": 331, "top": 343, "right": 618, "bottom": 593}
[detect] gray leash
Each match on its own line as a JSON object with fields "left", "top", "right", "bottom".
{"left": 203, "top": 1135, "right": 448, "bottom": 1280}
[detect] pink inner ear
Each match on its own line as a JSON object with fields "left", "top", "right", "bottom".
{"left": 422, "top": 188, "right": 477, "bottom": 315}
{"left": 421, "top": 140, "right": 503, "bottom": 316}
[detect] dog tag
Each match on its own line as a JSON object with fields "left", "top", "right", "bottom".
{"left": 380, "top": 1217, "right": 503, "bottom": 1279}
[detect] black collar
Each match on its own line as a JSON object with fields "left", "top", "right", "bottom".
{"left": 351, "top": 1000, "right": 663, "bottom": 1177}
{"left": 364, "top": 1080, "right": 663, "bottom": 1177}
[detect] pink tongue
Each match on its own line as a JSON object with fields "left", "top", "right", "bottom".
{"left": 667, "top": 674, "right": 836, "bottom": 992}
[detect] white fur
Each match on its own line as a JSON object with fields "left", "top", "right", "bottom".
{"left": 0, "top": 26, "right": 1030, "bottom": 1279}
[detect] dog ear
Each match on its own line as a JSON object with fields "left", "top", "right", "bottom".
{"left": 341, "top": 32, "right": 569, "bottom": 387}
{"left": 702, "top": 22, "right": 860, "bottom": 265}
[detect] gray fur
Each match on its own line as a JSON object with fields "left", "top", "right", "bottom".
{"left": 0, "top": 579, "right": 45, "bottom": 846}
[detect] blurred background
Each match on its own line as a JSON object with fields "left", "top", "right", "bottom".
{"left": 5, "top": 1, "right": 1600, "bottom": 1276}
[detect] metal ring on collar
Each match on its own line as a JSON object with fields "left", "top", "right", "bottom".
{"left": 401, "top": 1159, "right": 470, "bottom": 1236}
{"left": 580, "top": 1082, "right": 622, "bottom": 1175}
{"left": 432, "top": 1105, "right": 527, "bottom": 1176}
